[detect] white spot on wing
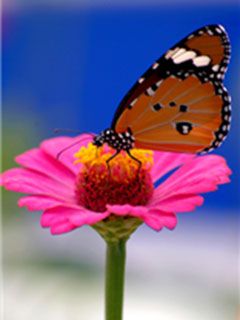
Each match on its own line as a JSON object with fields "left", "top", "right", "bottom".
{"left": 146, "top": 87, "right": 155, "bottom": 96}
{"left": 165, "top": 47, "right": 180, "bottom": 59}
{"left": 216, "top": 27, "right": 222, "bottom": 34}
{"left": 218, "top": 25, "right": 226, "bottom": 32}
{"left": 173, "top": 50, "right": 197, "bottom": 64}
{"left": 193, "top": 55, "right": 211, "bottom": 67}
{"left": 207, "top": 29, "right": 214, "bottom": 35}
{"left": 138, "top": 77, "right": 145, "bottom": 83}
{"left": 130, "top": 98, "right": 138, "bottom": 107}
{"left": 156, "top": 80, "right": 163, "bottom": 87}
{"left": 212, "top": 64, "right": 220, "bottom": 72}
{"left": 171, "top": 48, "right": 187, "bottom": 59}
{"left": 222, "top": 125, "right": 227, "bottom": 131}
{"left": 152, "top": 62, "right": 159, "bottom": 69}
{"left": 182, "top": 125, "right": 189, "bottom": 134}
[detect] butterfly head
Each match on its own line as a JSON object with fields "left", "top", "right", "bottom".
{"left": 92, "top": 131, "right": 106, "bottom": 147}
{"left": 93, "top": 128, "right": 135, "bottom": 151}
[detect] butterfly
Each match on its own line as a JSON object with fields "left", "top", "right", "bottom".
{"left": 92, "top": 25, "right": 231, "bottom": 163}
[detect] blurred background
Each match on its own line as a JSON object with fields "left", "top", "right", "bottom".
{"left": 2, "top": 0, "right": 239, "bottom": 319}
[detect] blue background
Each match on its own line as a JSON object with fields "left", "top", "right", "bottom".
{"left": 3, "top": 5, "right": 239, "bottom": 211}
{"left": 2, "top": 3, "right": 239, "bottom": 320}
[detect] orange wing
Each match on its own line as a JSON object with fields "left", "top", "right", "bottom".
{"left": 115, "top": 75, "right": 230, "bottom": 153}
{"left": 112, "top": 24, "right": 231, "bottom": 154}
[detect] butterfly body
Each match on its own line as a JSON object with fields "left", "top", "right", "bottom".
{"left": 93, "top": 24, "right": 231, "bottom": 157}
{"left": 93, "top": 128, "right": 135, "bottom": 151}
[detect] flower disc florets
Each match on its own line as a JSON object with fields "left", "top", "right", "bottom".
{"left": 74, "top": 144, "right": 154, "bottom": 213}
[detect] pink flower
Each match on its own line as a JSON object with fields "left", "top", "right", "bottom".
{"left": 0, "top": 134, "right": 231, "bottom": 236}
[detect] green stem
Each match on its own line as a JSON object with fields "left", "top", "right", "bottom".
{"left": 105, "top": 239, "right": 126, "bottom": 320}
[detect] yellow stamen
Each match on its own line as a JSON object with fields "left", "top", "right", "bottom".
{"left": 74, "top": 143, "right": 153, "bottom": 182}
{"left": 74, "top": 143, "right": 154, "bottom": 212}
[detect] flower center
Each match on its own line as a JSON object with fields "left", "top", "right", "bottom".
{"left": 74, "top": 144, "right": 154, "bottom": 212}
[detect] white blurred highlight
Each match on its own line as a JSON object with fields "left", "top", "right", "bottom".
{"left": 3, "top": 210, "right": 238, "bottom": 320}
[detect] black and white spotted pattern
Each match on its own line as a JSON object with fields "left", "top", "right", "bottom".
{"left": 93, "top": 128, "right": 135, "bottom": 151}
{"left": 163, "top": 24, "right": 230, "bottom": 83}
{"left": 200, "top": 83, "right": 231, "bottom": 154}
{"left": 111, "top": 25, "right": 230, "bottom": 112}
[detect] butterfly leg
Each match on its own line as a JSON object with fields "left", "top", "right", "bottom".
{"left": 95, "top": 146, "right": 100, "bottom": 159}
{"left": 126, "top": 149, "right": 142, "bottom": 177}
{"left": 106, "top": 150, "right": 121, "bottom": 177}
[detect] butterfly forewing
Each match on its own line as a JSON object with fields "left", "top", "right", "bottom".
{"left": 112, "top": 24, "right": 231, "bottom": 154}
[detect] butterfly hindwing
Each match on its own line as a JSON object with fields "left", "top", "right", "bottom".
{"left": 112, "top": 24, "right": 231, "bottom": 154}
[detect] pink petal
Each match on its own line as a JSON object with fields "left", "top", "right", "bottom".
{"left": 1, "top": 168, "right": 75, "bottom": 202}
{"left": 106, "top": 204, "right": 149, "bottom": 219}
{"left": 41, "top": 204, "right": 109, "bottom": 231}
{"left": 151, "top": 151, "right": 195, "bottom": 183}
{"left": 146, "top": 209, "right": 177, "bottom": 231}
{"left": 18, "top": 196, "right": 62, "bottom": 211}
{"left": 50, "top": 221, "right": 77, "bottom": 235}
{"left": 152, "top": 155, "right": 231, "bottom": 202}
{"left": 41, "top": 214, "right": 78, "bottom": 235}
{"left": 106, "top": 204, "right": 177, "bottom": 231}
{"left": 149, "top": 194, "right": 204, "bottom": 212}
{"left": 41, "top": 215, "right": 68, "bottom": 227}
{"left": 40, "top": 134, "right": 93, "bottom": 174}
{"left": 15, "top": 148, "right": 76, "bottom": 185}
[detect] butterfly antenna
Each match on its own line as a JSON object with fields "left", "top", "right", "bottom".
{"left": 54, "top": 128, "right": 95, "bottom": 137}
{"left": 56, "top": 135, "right": 95, "bottom": 160}
{"left": 54, "top": 128, "right": 82, "bottom": 134}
